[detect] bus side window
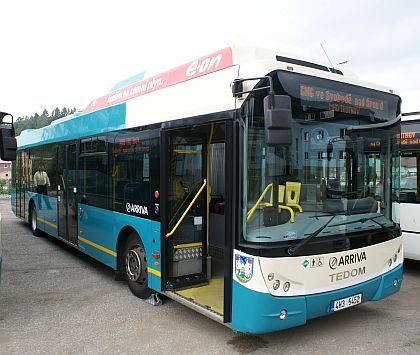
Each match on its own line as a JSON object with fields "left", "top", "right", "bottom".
{"left": 400, "top": 153, "right": 419, "bottom": 203}
{"left": 111, "top": 132, "right": 150, "bottom": 213}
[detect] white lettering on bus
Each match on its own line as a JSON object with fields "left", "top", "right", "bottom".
{"left": 107, "top": 91, "right": 123, "bottom": 104}
{"left": 126, "top": 202, "right": 149, "bottom": 216}
{"left": 186, "top": 54, "right": 223, "bottom": 77}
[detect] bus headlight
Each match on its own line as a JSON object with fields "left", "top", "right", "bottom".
{"left": 283, "top": 282, "right": 290, "bottom": 292}
{"left": 268, "top": 272, "right": 274, "bottom": 281}
{"left": 273, "top": 280, "right": 280, "bottom": 290}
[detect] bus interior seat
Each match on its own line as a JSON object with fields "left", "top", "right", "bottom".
{"left": 285, "top": 181, "right": 303, "bottom": 212}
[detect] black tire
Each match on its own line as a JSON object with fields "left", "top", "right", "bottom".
{"left": 29, "top": 203, "right": 40, "bottom": 237}
{"left": 124, "top": 232, "right": 152, "bottom": 299}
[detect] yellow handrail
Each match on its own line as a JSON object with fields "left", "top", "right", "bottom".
{"left": 246, "top": 183, "right": 273, "bottom": 221}
{"left": 166, "top": 179, "right": 207, "bottom": 238}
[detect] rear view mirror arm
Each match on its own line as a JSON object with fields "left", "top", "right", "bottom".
{"left": 231, "top": 76, "right": 274, "bottom": 99}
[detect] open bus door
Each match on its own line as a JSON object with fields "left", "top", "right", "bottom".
{"left": 164, "top": 127, "right": 209, "bottom": 288}
{"left": 161, "top": 122, "right": 231, "bottom": 321}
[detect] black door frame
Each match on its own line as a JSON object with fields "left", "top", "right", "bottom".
{"left": 57, "top": 141, "right": 78, "bottom": 244}
{"left": 160, "top": 117, "right": 235, "bottom": 324}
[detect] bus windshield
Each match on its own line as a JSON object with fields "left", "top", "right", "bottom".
{"left": 243, "top": 71, "right": 401, "bottom": 247}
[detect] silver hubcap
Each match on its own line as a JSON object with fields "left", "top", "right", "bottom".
{"left": 31, "top": 208, "right": 37, "bottom": 232}
{"left": 126, "top": 247, "right": 146, "bottom": 283}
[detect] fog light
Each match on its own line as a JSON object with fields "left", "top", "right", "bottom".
{"left": 279, "top": 309, "right": 287, "bottom": 320}
{"left": 388, "top": 259, "right": 392, "bottom": 267}
{"left": 393, "top": 254, "right": 397, "bottom": 262}
{"left": 268, "top": 273, "right": 274, "bottom": 281}
{"left": 273, "top": 280, "right": 280, "bottom": 290}
{"left": 393, "top": 279, "right": 398, "bottom": 287}
{"left": 283, "top": 282, "right": 290, "bottom": 292}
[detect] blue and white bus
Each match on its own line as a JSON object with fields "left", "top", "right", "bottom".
{"left": 399, "top": 112, "right": 420, "bottom": 261}
{"left": 11, "top": 46, "right": 403, "bottom": 334}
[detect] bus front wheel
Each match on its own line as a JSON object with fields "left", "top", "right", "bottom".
{"left": 29, "top": 203, "right": 40, "bottom": 237}
{"left": 124, "top": 232, "right": 153, "bottom": 299}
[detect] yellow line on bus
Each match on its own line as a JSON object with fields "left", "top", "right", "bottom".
{"left": 148, "top": 267, "right": 161, "bottom": 277}
{"left": 37, "top": 217, "right": 58, "bottom": 229}
{"left": 174, "top": 242, "right": 203, "bottom": 249}
{"left": 78, "top": 236, "right": 117, "bottom": 257}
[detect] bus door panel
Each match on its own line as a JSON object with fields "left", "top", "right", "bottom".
{"left": 16, "top": 151, "right": 28, "bottom": 219}
{"left": 15, "top": 151, "right": 22, "bottom": 218}
{"left": 58, "top": 143, "right": 78, "bottom": 244}
{"left": 164, "top": 127, "right": 208, "bottom": 288}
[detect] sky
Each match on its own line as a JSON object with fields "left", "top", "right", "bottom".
{"left": 1, "top": 0, "right": 420, "bottom": 119}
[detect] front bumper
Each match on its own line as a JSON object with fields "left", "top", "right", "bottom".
{"left": 232, "top": 264, "right": 403, "bottom": 334}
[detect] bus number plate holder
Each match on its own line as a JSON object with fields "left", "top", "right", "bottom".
{"left": 330, "top": 293, "right": 362, "bottom": 312}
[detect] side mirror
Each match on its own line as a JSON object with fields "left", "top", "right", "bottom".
{"left": 0, "top": 112, "right": 17, "bottom": 161}
{"left": 263, "top": 95, "right": 292, "bottom": 146}
{"left": 0, "top": 128, "right": 17, "bottom": 161}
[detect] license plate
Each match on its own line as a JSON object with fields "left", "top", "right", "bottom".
{"left": 330, "top": 293, "right": 362, "bottom": 312}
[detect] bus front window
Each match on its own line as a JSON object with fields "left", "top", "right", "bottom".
{"left": 242, "top": 73, "right": 401, "bottom": 253}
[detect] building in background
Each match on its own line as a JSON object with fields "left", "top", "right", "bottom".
{"left": 0, "top": 160, "right": 11, "bottom": 180}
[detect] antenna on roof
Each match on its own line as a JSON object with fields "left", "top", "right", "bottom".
{"left": 320, "top": 43, "right": 335, "bottom": 70}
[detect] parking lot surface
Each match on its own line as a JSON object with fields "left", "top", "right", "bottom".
{"left": 0, "top": 198, "right": 419, "bottom": 354}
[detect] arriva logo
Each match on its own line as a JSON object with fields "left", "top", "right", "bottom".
{"left": 186, "top": 54, "right": 223, "bottom": 77}
{"left": 126, "top": 202, "right": 149, "bottom": 216}
{"left": 329, "top": 251, "right": 367, "bottom": 270}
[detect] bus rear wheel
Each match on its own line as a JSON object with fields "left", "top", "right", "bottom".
{"left": 124, "top": 232, "right": 152, "bottom": 299}
{"left": 29, "top": 203, "right": 40, "bottom": 237}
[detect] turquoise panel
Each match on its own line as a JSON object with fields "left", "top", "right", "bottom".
{"left": 24, "top": 192, "right": 58, "bottom": 237}
{"left": 78, "top": 204, "right": 161, "bottom": 291}
{"left": 110, "top": 71, "right": 146, "bottom": 91}
{"left": 17, "top": 104, "right": 126, "bottom": 149}
{"left": 232, "top": 264, "right": 403, "bottom": 334}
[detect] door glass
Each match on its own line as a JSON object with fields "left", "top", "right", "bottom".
{"left": 58, "top": 144, "right": 78, "bottom": 244}
{"left": 167, "top": 132, "right": 206, "bottom": 281}
{"left": 67, "top": 144, "right": 78, "bottom": 243}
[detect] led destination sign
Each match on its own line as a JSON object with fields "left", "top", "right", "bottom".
{"left": 399, "top": 131, "right": 420, "bottom": 150}
{"left": 300, "top": 84, "right": 388, "bottom": 118}
{"left": 277, "top": 71, "right": 400, "bottom": 122}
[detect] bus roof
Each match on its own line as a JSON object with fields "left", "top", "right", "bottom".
{"left": 17, "top": 45, "right": 399, "bottom": 149}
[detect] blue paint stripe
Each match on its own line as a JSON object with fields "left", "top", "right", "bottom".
{"left": 17, "top": 103, "right": 126, "bottom": 149}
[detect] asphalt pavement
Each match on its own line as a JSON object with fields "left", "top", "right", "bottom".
{"left": 0, "top": 198, "right": 419, "bottom": 354}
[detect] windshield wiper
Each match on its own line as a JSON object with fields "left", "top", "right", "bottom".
{"left": 329, "top": 215, "right": 399, "bottom": 238}
{"left": 287, "top": 215, "right": 336, "bottom": 256}
{"left": 308, "top": 210, "right": 367, "bottom": 218}
{"left": 287, "top": 215, "right": 399, "bottom": 256}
